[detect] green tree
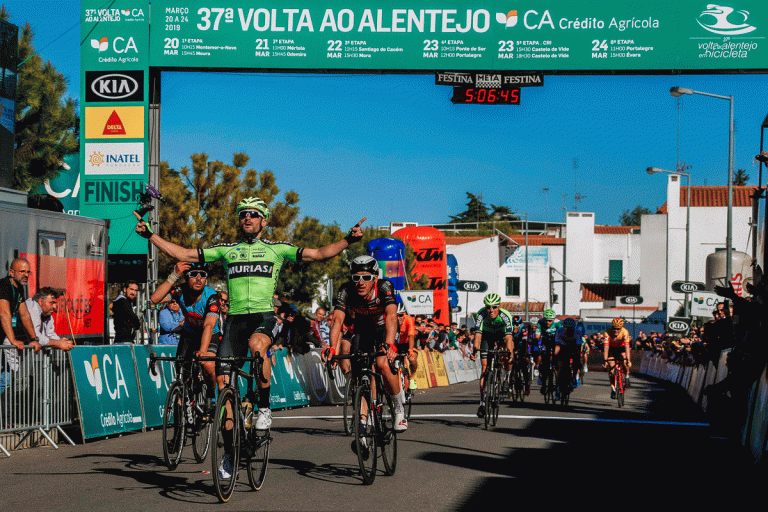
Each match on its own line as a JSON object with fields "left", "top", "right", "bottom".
{"left": 157, "top": 152, "right": 299, "bottom": 277}
{"left": 734, "top": 169, "right": 749, "bottom": 186}
{"left": 619, "top": 205, "right": 651, "bottom": 226}
{"left": 449, "top": 192, "right": 490, "bottom": 224}
{"left": 447, "top": 192, "right": 518, "bottom": 236}
{"left": 0, "top": 9, "right": 79, "bottom": 190}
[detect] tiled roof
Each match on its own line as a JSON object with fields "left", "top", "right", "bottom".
{"left": 594, "top": 225, "right": 639, "bottom": 234}
{"left": 658, "top": 186, "right": 760, "bottom": 213}
{"left": 501, "top": 302, "right": 546, "bottom": 312}
{"left": 680, "top": 186, "right": 759, "bottom": 207}
{"left": 581, "top": 283, "right": 640, "bottom": 302}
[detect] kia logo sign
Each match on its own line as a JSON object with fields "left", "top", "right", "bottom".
{"left": 456, "top": 280, "right": 488, "bottom": 293}
{"left": 667, "top": 317, "right": 691, "bottom": 334}
{"left": 671, "top": 280, "right": 706, "bottom": 293}
{"left": 619, "top": 296, "right": 643, "bottom": 305}
{"left": 85, "top": 70, "right": 144, "bottom": 102}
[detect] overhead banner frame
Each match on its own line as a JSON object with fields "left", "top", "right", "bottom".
{"left": 148, "top": 1, "right": 767, "bottom": 72}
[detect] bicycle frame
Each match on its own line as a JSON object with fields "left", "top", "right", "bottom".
{"left": 200, "top": 354, "right": 271, "bottom": 502}
{"left": 332, "top": 350, "right": 397, "bottom": 485}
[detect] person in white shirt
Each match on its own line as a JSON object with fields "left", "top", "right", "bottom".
{"left": 3, "top": 287, "right": 73, "bottom": 371}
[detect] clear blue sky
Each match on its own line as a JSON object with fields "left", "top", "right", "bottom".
{"left": 7, "top": 1, "right": 768, "bottom": 231}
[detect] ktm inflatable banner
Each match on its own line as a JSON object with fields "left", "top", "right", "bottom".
{"left": 393, "top": 226, "right": 449, "bottom": 324}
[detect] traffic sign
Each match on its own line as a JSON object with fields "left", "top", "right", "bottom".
{"left": 619, "top": 296, "right": 643, "bottom": 305}
{"left": 456, "top": 280, "right": 488, "bottom": 293}
{"left": 667, "top": 317, "right": 692, "bottom": 335}
{"left": 671, "top": 280, "right": 706, "bottom": 293}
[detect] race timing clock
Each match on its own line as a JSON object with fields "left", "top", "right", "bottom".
{"left": 451, "top": 87, "right": 520, "bottom": 105}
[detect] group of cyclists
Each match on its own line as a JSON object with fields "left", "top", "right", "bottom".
{"left": 134, "top": 196, "right": 633, "bottom": 488}
{"left": 469, "top": 296, "right": 633, "bottom": 414}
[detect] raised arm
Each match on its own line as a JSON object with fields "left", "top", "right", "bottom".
{"left": 135, "top": 212, "right": 200, "bottom": 262}
{"left": 302, "top": 217, "right": 366, "bottom": 262}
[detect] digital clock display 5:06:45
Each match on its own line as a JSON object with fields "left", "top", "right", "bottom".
{"left": 451, "top": 87, "right": 521, "bottom": 105}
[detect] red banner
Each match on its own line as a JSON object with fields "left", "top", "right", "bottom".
{"left": 23, "top": 254, "right": 105, "bottom": 338}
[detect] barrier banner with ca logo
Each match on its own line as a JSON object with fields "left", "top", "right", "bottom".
{"left": 134, "top": 345, "right": 177, "bottom": 428}
{"left": 69, "top": 346, "right": 144, "bottom": 439}
{"left": 269, "top": 348, "right": 310, "bottom": 410}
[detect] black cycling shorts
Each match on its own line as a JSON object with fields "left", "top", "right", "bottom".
{"left": 479, "top": 331, "right": 508, "bottom": 359}
{"left": 216, "top": 312, "right": 276, "bottom": 376}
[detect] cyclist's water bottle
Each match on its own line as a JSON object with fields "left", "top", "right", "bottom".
{"left": 242, "top": 398, "right": 254, "bottom": 429}
{"left": 186, "top": 399, "right": 195, "bottom": 424}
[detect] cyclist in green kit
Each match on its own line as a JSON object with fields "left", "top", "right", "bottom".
{"left": 137, "top": 197, "right": 364, "bottom": 477}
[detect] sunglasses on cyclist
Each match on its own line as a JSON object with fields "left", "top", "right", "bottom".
{"left": 185, "top": 270, "right": 207, "bottom": 279}
{"left": 238, "top": 210, "right": 264, "bottom": 220}
{"left": 351, "top": 274, "right": 376, "bottom": 283}
{"left": 488, "top": 305, "right": 500, "bottom": 310}
{"left": 220, "top": 300, "right": 229, "bottom": 305}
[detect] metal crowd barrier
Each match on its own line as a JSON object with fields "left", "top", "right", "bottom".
{"left": 0, "top": 346, "right": 76, "bottom": 457}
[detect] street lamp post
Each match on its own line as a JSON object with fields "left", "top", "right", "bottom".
{"left": 647, "top": 167, "right": 691, "bottom": 316}
{"left": 670, "top": 86, "right": 734, "bottom": 288}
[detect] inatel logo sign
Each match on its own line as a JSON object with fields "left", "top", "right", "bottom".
{"left": 86, "top": 71, "right": 144, "bottom": 103}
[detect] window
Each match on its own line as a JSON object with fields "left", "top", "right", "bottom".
{"left": 608, "top": 260, "right": 623, "bottom": 284}
{"left": 506, "top": 277, "right": 520, "bottom": 296}
{"left": 38, "top": 231, "right": 67, "bottom": 290}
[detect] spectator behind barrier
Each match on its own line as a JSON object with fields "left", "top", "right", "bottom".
{"left": 3, "top": 287, "right": 74, "bottom": 372}
{"left": 311, "top": 307, "right": 330, "bottom": 349}
{"left": 112, "top": 281, "right": 140, "bottom": 343}
{"left": 158, "top": 296, "right": 183, "bottom": 345}
{"left": 0, "top": 258, "right": 37, "bottom": 352}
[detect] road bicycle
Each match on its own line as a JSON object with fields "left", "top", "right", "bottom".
{"left": 149, "top": 353, "right": 213, "bottom": 470}
{"left": 482, "top": 348, "right": 509, "bottom": 429}
{"left": 510, "top": 346, "right": 528, "bottom": 403}
{"left": 557, "top": 352, "right": 578, "bottom": 407}
{"left": 394, "top": 352, "right": 414, "bottom": 420}
{"left": 540, "top": 350, "right": 558, "bottom": 405}
{"left": 333, "top": 349, "right": 398, "bottom": 485}
{"left": 201, "top": 353, "right": 271, "bottom": 502}
{"left": 607, "top": 357, "right": 626, "bottom": 407}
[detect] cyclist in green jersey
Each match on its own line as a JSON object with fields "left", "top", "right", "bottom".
{"left": 136, "top": 198, "right": 364, "bottom": 434}
{"left": 470, "top": 293, "right": 514, "bottom": 418}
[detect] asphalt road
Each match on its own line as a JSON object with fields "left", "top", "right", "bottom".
{"left": 1, "top": 371, "right": 763, "bottom": 511}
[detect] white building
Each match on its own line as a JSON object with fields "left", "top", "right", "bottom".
{"left": 447, "top": 234, "right": 565, "bottom": 326}
{"left": 640, "top": 174, "right": 758, "bottom": 316}
{"left": 404, "top": 178, "right": 758, "bottom": 325}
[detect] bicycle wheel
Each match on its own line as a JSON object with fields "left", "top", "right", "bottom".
{"left": 559, "top": 367, "right": 570, "bottom": 406}
{"left": 483, "top": 369, "right": 495, "bottom": 430}
{"left": 380, "top": 392, "right": 397, "bottom": 476}
{"left": 492, "top": 368, "right": 502, "bottom": 426}
{"left": 616, "top": 369, "right": 625, "bottom": 408}
{"left": 343, "top": 375, "right": 354, "bottom": 436}
{"left": 162, "top": 381, "right": 186, "bottom": 470}
{"left": 545, "top": 367, "right": 556, "bottom": 404}
{"left": 192, "top": 383, "right": 212, "bottom": 463}
{"left": 353, "top": 384, "right": 377, "bottom": 485}
{"left": 246, "top": 430, "right": 270, "bottom": 491}
{"left": 212, "top": 387, "right": 240, "bottom": 502}
{"left": 515, "top": 368, "right": 525, "bottom": 403}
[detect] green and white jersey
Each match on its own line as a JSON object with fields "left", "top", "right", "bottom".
{"left": 198, "top": 239, "right": 302, "bottom": 315}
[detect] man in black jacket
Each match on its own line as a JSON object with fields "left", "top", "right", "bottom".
{"left": 112, "top": 281, "right": 140, "bottom": 343}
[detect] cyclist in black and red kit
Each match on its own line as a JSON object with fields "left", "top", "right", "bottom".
{"left": 323, "top": 255, "right": 408, "bottom": 432}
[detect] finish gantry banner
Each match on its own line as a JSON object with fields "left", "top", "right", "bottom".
{"left": 150, "top": 1, "right": 767, "bottom": 71}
